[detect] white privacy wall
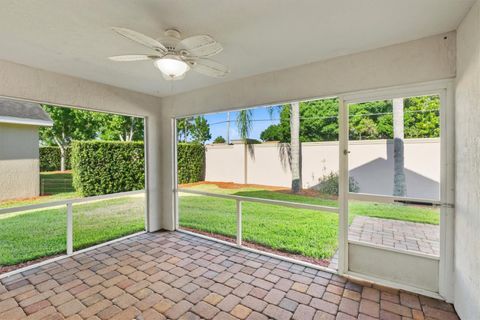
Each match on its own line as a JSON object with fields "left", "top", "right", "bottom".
{"left": 0, "top": 60, "right": 164, "bottom": 231}
{"left": 454, "top": 1, "right": 480, "bottom": 319}
{"left": 205, "top": 139, "right": 440, "bottom": 199}
{"left": 162, "top": 32, "right": 456, "bottom": 230}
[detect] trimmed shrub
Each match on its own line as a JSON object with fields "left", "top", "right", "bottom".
{"left": 71, "top": 141, "right": 145, "bottom": 196}
{"left": 314, "top": 172, "right": 360, "bottom": 196}
{"left": 39, "top": 146, "right": 71, "bottom": 171}
{"left": 177, "top": 143, "right": 205, "bottom": 184}
{"left": 213, "top": 136, "right": 226, "bottom": 144}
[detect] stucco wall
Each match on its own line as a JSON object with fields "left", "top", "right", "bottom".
{"left": 205, "top": 144, "right": 246, "bottom": 184}
{"left": 205, "top": 139, "right": 440, "bottom": 199}
{"left": 0, "top": 123, "right": 40, "bottom": 201}
{"left": 161, "top": 33, "right": 456, "bottom": 230}
{"left": 0, "top": 60, "right": 163, "bottom": 231}
{"left": 454, "top": 1, "right": 480, "bottom": 319}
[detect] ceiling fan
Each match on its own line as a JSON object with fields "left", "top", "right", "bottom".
{"left": 109, "top": 27, "right": 229, "bottom": 80}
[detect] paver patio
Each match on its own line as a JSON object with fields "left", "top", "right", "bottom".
{"left": 0, "top": 231, "right": 457, "bottom": 320}
{"left": 349, "top": 216, "right": 440, "bottom": 256}
{"left": 329, "top": 216, "right": 440, "bottom": 270}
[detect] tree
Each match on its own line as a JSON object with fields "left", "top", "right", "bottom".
{"left": 260, "top": 98, "right": 340, "bottom": 143}
{"left": 97, "top": 114, "right": 144, "bottom": 141}
{"left": 393, "top": 98, "right": 406, "bottom": 196}
{"left": 176, "top": 117, "right": 191, "bottom": 142}
{"left": 260, "top": 124, "right": 284, "bottom": 141}
{"left": 213, "top": 136, "right": 226, "bottom": 144}
{"left": 176, "top": 116, "right": 211, "bottom": 144}
{"left": 404, "top": 96, "right": 440, "bottom": 138}
{"left": 235, "top": 110, "right": 253, "bottom": 141}
{"left": 40, "top": 105, "right": 99, "bottom": 171}
{"left": 190, "top": 117, "right": 211, "bottom": 144}
{"left": 290, "top": 102, "right": 302, "bottom": 193}
{"left": 259, "top": 96, "right": 440, "bottom": 142}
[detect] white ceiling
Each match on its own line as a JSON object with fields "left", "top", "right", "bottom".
{"left": 0, "top": 0, "right": 474, "bottom": 97}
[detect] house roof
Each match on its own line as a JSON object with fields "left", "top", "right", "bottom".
{"left": 0, "top": 98, "right": 53, "bottom": 126}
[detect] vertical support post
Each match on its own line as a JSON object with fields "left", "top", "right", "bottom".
{"left": 172, "top": 117, "right": 179, "bottom": 231}
{"left": 66, "top": 202, "right": 73, "bottom": 255}
{"left": 439, "top": 84, "right": 455, "bottom": 302}
{"left": 236, "top": 200, "right": 242, "bottom": 246}
{"left": 338, "top": 98, "right": 349, "bottom": 274}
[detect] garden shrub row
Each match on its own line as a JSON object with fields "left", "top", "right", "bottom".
{"left": 39, "top": 146, "right": 71, "bottom": 171}
{"left": 177, "top": 143, "right": 205, "bottom": 184}
{"left": 69, "top": 141, "right": 205, "bottom": 196}
{"left": 71, "top": 141, "right": 145, "bottom": 196}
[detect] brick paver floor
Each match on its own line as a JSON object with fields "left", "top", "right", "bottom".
{"left": 0, "top": 231, "right": 457, "bottom": 319}
{"left": 349, "top": 216, "right": 440, "bottom": 256}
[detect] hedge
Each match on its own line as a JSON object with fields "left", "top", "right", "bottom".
{"left": 177, "top": 143, "right": 205, "bottom": 184}
{"left": 71, "top": 141, "right": 145, "bottom": 196}
{"left": 39, "top": 147, "right": 71, "bottom": 171}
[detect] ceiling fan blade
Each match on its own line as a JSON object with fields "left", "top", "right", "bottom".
{"left": 189, "top": 58, "right": 229, "bottom": 78}
{"left": 112, "top": 27, "right": 167, "bottom": 53}
{"left": 108, "top": 54, "right": 157, "bottom": 62}
{"left": 180, "top": 35, "right": 223, "bottom": 57}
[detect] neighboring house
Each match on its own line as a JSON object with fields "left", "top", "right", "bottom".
{"left": 0, "top": 98, "right": 52, "bottom": 201}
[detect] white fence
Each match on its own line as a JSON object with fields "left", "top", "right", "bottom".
{"left": 205, "top": 138, "right": 440, "bottom": 199}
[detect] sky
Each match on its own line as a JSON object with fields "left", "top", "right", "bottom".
{"left": 203, "top": 105, "right": 281, "bottom": 143}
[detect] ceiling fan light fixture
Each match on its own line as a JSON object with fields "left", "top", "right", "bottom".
{"left": 154, "top": 56, "right": 190, "bottom": 80}
{"left": 110, "top": 27, "right": 228, "bottom": 79}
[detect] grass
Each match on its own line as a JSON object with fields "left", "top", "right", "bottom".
{"left": 40, "top": 171, "right": 75, "bottom": 195}
{"left": 0, "top": 192, "right": 79, "bottom": 209}
{"left": 0, "top": 195, "right": 145, "bottom": 266}
{"left": 0, "top": 172, "right": 78, "bottom": 210}
{"left": 1, "top": 179, "right": 438, "bottom": 266}
{"left": 179, "top": 184, "right": 439, "bottom": 260}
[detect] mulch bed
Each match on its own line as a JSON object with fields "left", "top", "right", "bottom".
{"left": 179, "top": 181, "right": 288, "bottom": 191}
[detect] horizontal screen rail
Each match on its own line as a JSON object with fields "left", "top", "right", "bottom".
{"left": 347, "top": 192, "right": 443, "bottom": 206}
{"left": 0, "top": 190, "right": 145, "bottom": 216}
{"left": 176, "top": 188, "right": 339, "bottom": 213}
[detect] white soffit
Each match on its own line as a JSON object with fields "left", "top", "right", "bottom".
{"left": 0, "top": 0, "right": 474, "bottom": 97}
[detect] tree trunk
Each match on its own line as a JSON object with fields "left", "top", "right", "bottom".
{"left": 53, "top": 136, "right": 66, "bottom": 172}
{"left": 290, "top": 102, "right": 302, "bottom": 193}
{"left": 393, "top": 98, "right": 406, "bottom": 196}
{"left": 128, "top": 117, "right": 135, "bottom": 141}
{"left": 59, "top": 145, "right": 66, "bottom": 172}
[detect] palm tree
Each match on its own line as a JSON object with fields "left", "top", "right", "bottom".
{"left": 393, "top": 98, "right": 406, "bottom": 196}
{"left": 236, "top": 109, "right": 253, "bottom": 141}
{"left": 290, "top": 102, "right": 302, "bottom": 193}
{"left": 233, "top": 105, "right": 301, "bottom": 193}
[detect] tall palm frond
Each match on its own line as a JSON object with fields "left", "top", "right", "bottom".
{"left": 236, "top": 109, "right": 253, "bottom": 140}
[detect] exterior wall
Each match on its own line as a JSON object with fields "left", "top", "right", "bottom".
{"left": 247, "top": 143, "right": 292, "bottom": 187}
{"left": 0, "top": 123, "right": 40, "bottom": 201}
{"left": 0, "top": 60, "right": 163, "bottom": 231}
{"left": 162, "top": 32, "right": 456, "bottom": 230}
{"left": 205, "top": 139, "right": 440, "bottom": 199}
{"left": 454, "top": 1, "right": 480, "bottom": 319}
{"left": 205, "top": 144, "right": 245, "bottom": 184}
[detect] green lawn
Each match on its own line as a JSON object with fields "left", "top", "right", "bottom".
{"left": 0, "top": 195, "right": 145, "bottom": 266}
{"left": 40, "top": 172, "right": 75, "bottom": 195}
{"left": 0, "top": 172, "right": 78, "bottom": 210}
{"left": 179, "top": 184, "right": 439, "bottom": 260}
